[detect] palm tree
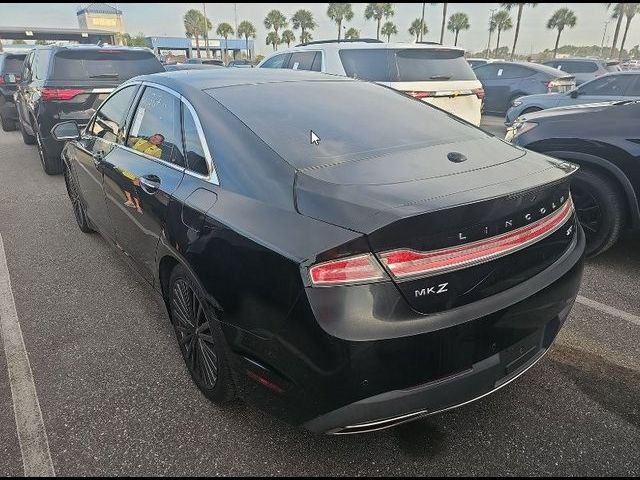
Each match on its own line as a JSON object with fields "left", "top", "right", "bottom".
{"left": 491, "top": 10, "right": 513, "bottom": 57}
{"left": 292, "top": 9, "right": 317, "bottom": 45}
{"left": 619, "top": 4, "right": 640, "bottom": 60}
{"left": 327, "top": 3, "right": 354, "bottom": 40}
{"left": 381, "top": 21, "right": 398, "bottom": 42}
{"left": 345, "top": 27, "right": 360, "bottom": 39}
{"left": 264, "top": 9, "right": 288, "bottom": 50}
{"left": 364, "top": 3, "right": 395, "bottom": 41}
{"left": 607, "top": 4, "right": 625, "bottom": 59}
{"left": 501, "top": 3, "right": 538, "bottom": 60}
{"left": 409, "top": 18, "right": 428, "bottom": 43}
{"left": 547, "top": 8, "right": 577, "bottom": 59}
{"left": 447, "top": 12, "right": 470, "bottom": 46}
{"left": 281, "top": 29, "right": 296, "bottom": 48}
{"left": 266, "top": 31, "right": 280, "bottom": 51}
{"left": 184, "top": 9, "right": 210, "bottom": 58}
{"left": 216, "top": 23, "right": 234, "bottom": 62}
{"left": 237, "top": 20, "right": 256, "bottom": 59}
{"left": 431, "top": 3, "right": 448, "bottom": 44}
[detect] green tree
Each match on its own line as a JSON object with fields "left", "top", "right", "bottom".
{"left": 327, "top": 3, "right": 354, "bottom": 40}
{"left": 447, "top": 12, "right": 470, "bottom": 46}
{"left": 12, "top": 39, "right": 26, "bottom": 45}
{"left": 491, "top": 9, "right": 513, "bottom": 57}
{"left": 501, "top": 3, "right": 538, "bottom": 60}
{"left": 547, "top": 8, "right": 577, "bottom": 58}
{"left": 115, "top": 32, "right": 131, "bottom": 45}
{"left": 630, "top": 44, "right": 640, "bottom": 59}
{"left": 266, "top": 31, "right": 280, "bottom": 51}
{"left": 364, "top": 3, "right": 395, "bottom": 40}
{"left": 619, "top": 3, "right": 640, "bottom": 59}
{"left": 345, "top": 27, "right": 360, "bottom": 39}
{"left": 281, "top": 29, "right": 296, "bottom": 47}
{"left": 381, "top": 21, "right": 398, "bottom": 42}
{"left": 35, "top": 39, "right": 48, "bottom": 46}
{"left": 607, "top": 4, "right": 625, "bottom": 59}
{"left": 237, "top": 20, "right": 256, "bottom": 59}
{"left": 264, "top": 9, "right": 287, "bottom": 50}
{"left": 184, "top": 9, "right": 211, "bottom": 58}
{"left": 409, "top": 18, "right": 428, "bottom": 42}
{"left": 291, "top": 9, "right": 317, "bottom": 45}
{"left": 216, "top": 22, "right": 234, "bottom": 61}
{"left": 431, "top": 3, "right": 448, "bottom": 44}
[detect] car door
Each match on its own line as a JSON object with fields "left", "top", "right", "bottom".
{"left": 573, "top": 74, "right": 639, "bottom": 104}
{"left": 101, "top": 84, "right": 186, "bottom": 284}
{"left": 69, "top": 84, "right": 140, "bottom": 237}
{"left": 473, "top": 64, "right": 501, "bottom": 112}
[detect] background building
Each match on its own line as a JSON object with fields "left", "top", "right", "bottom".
{"left": 76, "top": 3, "right": 124, "bottom": 35}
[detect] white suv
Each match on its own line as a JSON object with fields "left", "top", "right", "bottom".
{"left": 258, "top": 40, "right": 484, "bottom": 125}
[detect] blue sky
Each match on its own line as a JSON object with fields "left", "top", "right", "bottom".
{"left": 1, "top": 3, "right": 637, "bottom": 55}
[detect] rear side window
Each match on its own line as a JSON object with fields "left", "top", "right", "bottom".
{"left": 261, "top": 53, "right": 291, "bottom": 69}
{"left": 2, "top": 55, "right": 26, "bottom": 74}
{"left": 128, "top": 87, "right": 184, "bottom": 166}
{"left": 473, "top": 64, "right": 500, "bottom": 81}
{"left": 552, "top": 61, "right": 598, "bottom": 74}
{"left": 288, "top": 52, "right": 319, "bottom": 71}
{"left": 32, "top": 50, "right": 51, "bottom": 80}
{"left": 339, "top": 48, "right": 477, "bottom": 82}
{"left": 182, "top": 105, "right": 209, "bottom": 176}
{"left": 51, "top": 49, "right": 163, "bottom": 81}
{"left": 90, "top": 85, "right": 137, "bottom": 143}
{"left": 579, "top": 75, "right": 637, "bottom": 96}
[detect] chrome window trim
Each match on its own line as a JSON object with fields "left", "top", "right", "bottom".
{"left": 139, "top": 81, "right": 219, "bottom": 185}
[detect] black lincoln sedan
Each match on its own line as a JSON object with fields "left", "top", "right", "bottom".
{"left": 52, "top": 69, "right": 584, "bottom": 434}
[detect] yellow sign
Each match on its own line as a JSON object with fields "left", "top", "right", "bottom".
{"left": 92, "top": 17, "right": 118, "bottom": 27}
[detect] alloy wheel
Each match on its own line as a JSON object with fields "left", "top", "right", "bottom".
{"left": 571, "top": 184, "right": 602, "bottom": 237}
{"left": 171, "top": 279, "right": 219, "bottom": 389}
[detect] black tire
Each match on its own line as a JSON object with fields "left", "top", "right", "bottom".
{"left": 19, "top": 117, "right": 36, "bottom": 145}
{"left": 63, "top": 165, "right": 94, "bottom": 233}
{"left": 1, "top": 112, "right": 16, "bottom": 132}
{"left": 571, "top": 168, "right": 625, "bottom": 257}
{"left": 36, "top": 128, "right": 62, "bottom": 175}
{"left": 521, "top": 107, "right": 542, "bottom": 116}
{"left": 168, "top": 264, "right": 236, "bottom": 404}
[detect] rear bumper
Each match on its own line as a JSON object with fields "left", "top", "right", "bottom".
{"left": 302, "top": 227, "right": 584, "bottom": 434}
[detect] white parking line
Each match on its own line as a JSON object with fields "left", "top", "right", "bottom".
{"left": 577, "top": 295, "right": 640, "bottom": 327}
{"left": 0, "top": 234, "right": 55, "bottom": 477}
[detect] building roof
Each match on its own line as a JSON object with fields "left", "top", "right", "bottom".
{"left": 77, "top": 3, "right": 122, "bottom": 16}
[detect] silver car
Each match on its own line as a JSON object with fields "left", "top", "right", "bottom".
{"left": 505, "top": 71, "right": 640, "bottom": 125}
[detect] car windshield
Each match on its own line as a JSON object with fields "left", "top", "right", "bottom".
{"left": 338, "top": 48, "right": 477, "bottom": 82}
{"left": 2, "top": 55, "right": 26, "bottom": 73}
{"left": 51, "top": 49, "right": 163, "bottom": 81}
{"left": 207, "top": 79, "right": 485, "bottom": 169}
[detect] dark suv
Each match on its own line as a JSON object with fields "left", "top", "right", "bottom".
{"left": 14, "top": 45, "right": 163, "bottom": 174}
{"left": 0, "top": 52, "right": 27, "bottom": 131}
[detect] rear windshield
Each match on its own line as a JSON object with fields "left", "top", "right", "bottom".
{"left": 207, "top": 79, "right": 485, "bottom": 169}
{"left": 339, "top": 48, "right": 477, "bottom": 82}
{"left": 2, "top": 55, "right": 26, "bottom": 74}
{"left": 51, "top": 49, "right": 163, "bottom": 81}
{"left": 548, "top": 61, "right": 598, "bottom": 74}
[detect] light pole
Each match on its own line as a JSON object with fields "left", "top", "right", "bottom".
{"left": 487, "top": 8, "right": 497, "bottom": 58}
{"left": 202, "top": 3, "right": 210, "bottom": 58}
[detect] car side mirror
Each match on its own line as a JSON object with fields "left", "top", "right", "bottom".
{"left": 570, "top": 90, "right": 580, "bottom": 99}
{"left": 51, "top": 121, "right": 81, "bottom": 141}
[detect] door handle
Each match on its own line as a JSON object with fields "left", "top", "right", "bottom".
{"left": 139, "top": 175, "right": 161, "bottom": 195}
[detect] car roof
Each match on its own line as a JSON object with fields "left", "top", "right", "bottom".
{"left": 544, "top": 58, "right": 603, "bottom": 63}
{"left": 479, "top": 61, "right": 572, "bottom": 76}
{"left": 33, "top": 44, "right": 152, "bottom": 52}
{"left": 133, "top": 68, "right": 353, "bottom": 95}
{"left": 267, "top": 41, "right": 465, "bottom": 55}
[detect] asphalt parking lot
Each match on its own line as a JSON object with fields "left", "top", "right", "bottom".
{"left": 0, "top": 120, "right": 639, "bottom": 476}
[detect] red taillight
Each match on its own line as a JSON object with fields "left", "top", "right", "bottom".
{"left": 39, "top": 88, "right": 87, "bottom": 102}
{"left": 309, "top": 253, "right": 386, "bottom": 286}
{"left": 407, "top": 91, "right": 432, "bottom": 99}
{"left": 473, "top": 87, "right": 485, "bottom": 100}
{"left": 380, "top": 198, "right": 575, "bottom": 279}
{"left": 0, "top": 76, "right": 5, "bottom": 85}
